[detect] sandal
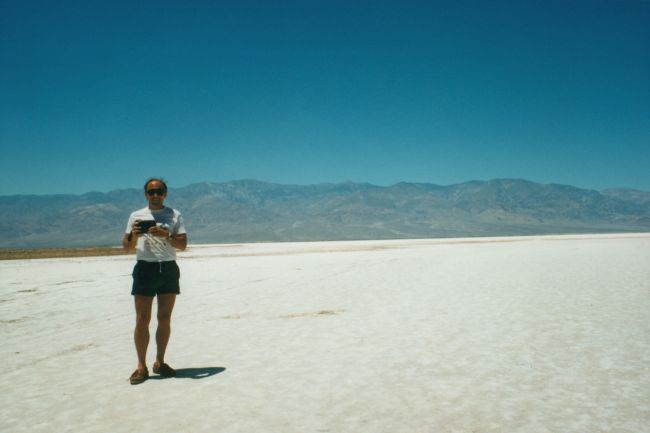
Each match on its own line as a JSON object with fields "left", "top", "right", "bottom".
{"left": 153, "top": 362, "right": 176, "bottom": 377}
{"left": 129, "top": 367, "right": 149, "bottom": 385}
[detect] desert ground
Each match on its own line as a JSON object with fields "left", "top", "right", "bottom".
{"left": 1, "top": 234, "right": 649, "bottom": 433}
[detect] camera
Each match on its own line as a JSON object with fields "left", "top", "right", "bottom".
{"left": 137, "top": 220, "right": 157, "bottom": 233}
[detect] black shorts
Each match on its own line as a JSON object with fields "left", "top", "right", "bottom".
{"left": 131, "top": 260, "right": 180, "bottom": 296}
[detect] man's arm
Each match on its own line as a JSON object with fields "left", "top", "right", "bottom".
{"left": 169, "top": 233, "right": 187, "bottom": 251}
{"left": 122, "top": 232, "right": 137, "bottom": 251}
{"left": 122, "top": 221, "right": 141, "bottom": 251}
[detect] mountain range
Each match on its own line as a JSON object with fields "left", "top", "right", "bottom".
{"left": 1, "top": 179, "right": 649, "bottom": 248}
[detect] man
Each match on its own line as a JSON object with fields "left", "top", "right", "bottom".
{"left": 122, "top": 178, "right": 187, "bottom": 385}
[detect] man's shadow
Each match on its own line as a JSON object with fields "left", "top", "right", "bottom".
{"left": 150, "top": 367, "right": 226, "bottom": 380}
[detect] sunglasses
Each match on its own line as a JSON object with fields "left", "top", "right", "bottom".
{"left": 146, "top": 188, "right": 166, "bottom": 196}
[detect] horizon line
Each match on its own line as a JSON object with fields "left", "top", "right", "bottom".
{"left": 2, "top": 177, "right": 649, "bottom": 197}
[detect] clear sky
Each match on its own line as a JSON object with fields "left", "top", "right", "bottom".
{"left": 1, "top": 0, "right": 649, "bottom": 195}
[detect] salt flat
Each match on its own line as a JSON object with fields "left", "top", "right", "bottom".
{"left": 1, "top": 234, "right": 649, "bottom": 433}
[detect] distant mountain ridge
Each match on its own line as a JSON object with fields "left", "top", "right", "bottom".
{"left": 1, "top": 179, "right": 649, "bottom": 248}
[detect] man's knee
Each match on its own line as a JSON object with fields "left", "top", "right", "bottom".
{"left": 157, "top": 310, "right": 172, "bottom": 323}
{"left": 136, "top": 311, "right": 152, "bottom": 326}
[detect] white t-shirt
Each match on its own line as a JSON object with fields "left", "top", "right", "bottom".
{"left": 125, "top": 206, "right": 186, "bottom": 262}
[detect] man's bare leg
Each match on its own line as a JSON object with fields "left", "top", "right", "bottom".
{"left": 134, "top": 295, "right": 154, "bottom": 371}
{"left": 154, "top": 294, "right": 176, "bottom": 370}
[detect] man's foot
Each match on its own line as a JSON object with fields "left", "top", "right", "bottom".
{"left": 129, "top": 367, "right": 149, "bottom": 385}
{"left": 153, "top": 362, "right": 176, "bottom": 377}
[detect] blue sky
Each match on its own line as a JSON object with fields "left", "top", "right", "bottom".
{"left": 1, "top": 0, "right": 649, "bottom": 195}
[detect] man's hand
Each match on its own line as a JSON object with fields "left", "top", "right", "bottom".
{"left": 123, "top": 221, "right": 147, "bottom": 251}
{"left": 149, "top": 225, "right": 170, "bottom": 238}
{"left": 131, "top": 221, "right": 142, "bottom": 238}
{"left": 149, "top": 226, "right": 186, "bottom": 250}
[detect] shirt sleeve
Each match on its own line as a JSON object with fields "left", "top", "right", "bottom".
{"left": 175, "top": 212, "right": 187, "bottom": 235}
{"left": 125, "top": 213, "right": 135, "bottom": 234}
